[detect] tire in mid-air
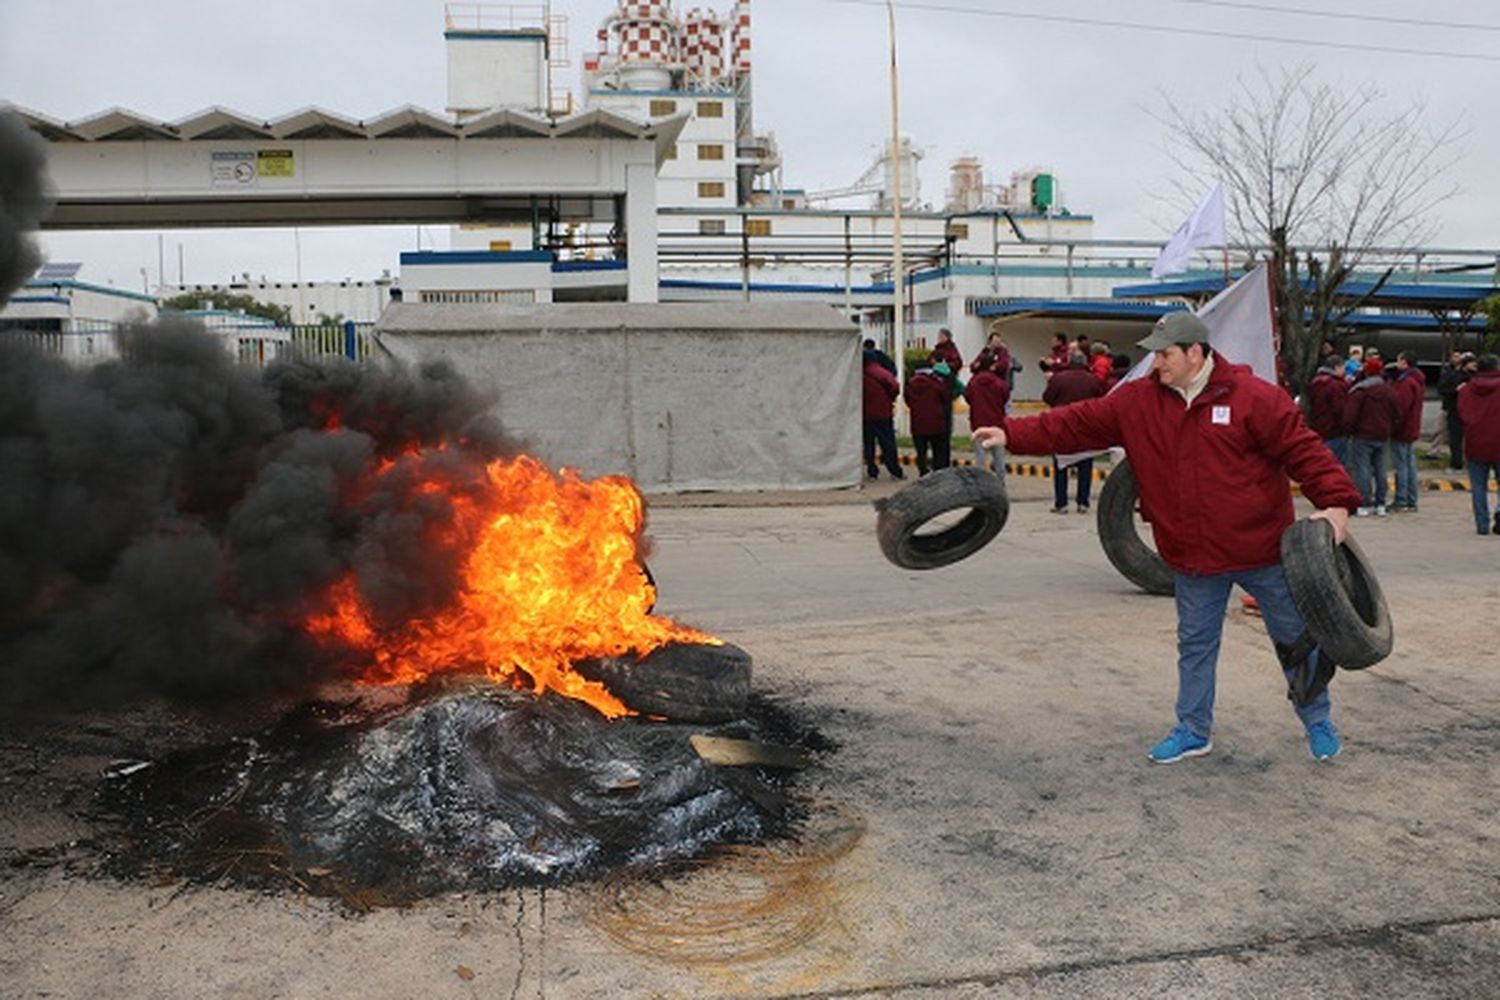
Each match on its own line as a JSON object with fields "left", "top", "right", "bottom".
{"left": 1095, "top": 458, "right": 1174, "bottom": 596}
{"left": 1280, "top": 518, "right": 1393, "bottom": 669}
{"left": 874, "top": 465, "right": 1009, "bottom": 570}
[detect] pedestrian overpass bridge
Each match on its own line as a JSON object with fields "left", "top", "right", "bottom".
{"left": 6, "top": 104, "right": 686, "bottom": 302}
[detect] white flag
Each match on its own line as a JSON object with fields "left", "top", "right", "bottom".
{"left": 1151, "top": 183, "right": 1226, "bottom": 278}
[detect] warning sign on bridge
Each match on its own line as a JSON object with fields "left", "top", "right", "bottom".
{"left": 257, "top": 149, "right": 294, "bottom": 178}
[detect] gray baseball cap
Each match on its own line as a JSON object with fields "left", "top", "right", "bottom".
{"left": 1137, "top": 311, "right": 1210, "bottom": 351}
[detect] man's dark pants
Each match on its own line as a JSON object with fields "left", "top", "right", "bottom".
{"left": 914, "top": 434, "right": 951, "bottom": 475}
{"left": 1053, "top": 456, "right": 1094, "bottom": 508}
{"left": 863, "top": 419, "right": 902, "bottom": 478}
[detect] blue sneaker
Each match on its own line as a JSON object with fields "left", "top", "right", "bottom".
{"left": 1147, "top": 724, "right": 1212, "bottom": 764}
{"left": 1306, "top": 720, "right": 1341, "bottom": 761}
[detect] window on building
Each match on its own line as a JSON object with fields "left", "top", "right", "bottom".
{"left": 697, "top": 143, "right": 725, "bottom": 161}
{"left": 698, "top": 181, "right": 726, "bottom": 198}
{"left": 945, "top": 223, "right": 970, "bottom": 240}
{"left": 698, "top": 101, "right": 724, "bottom": 118}
{"left": 664, "top": 143, "right": 678, "bottom": 160}
{"left": 488, "top": 240, "right": 513, "bottom": 252}
{"left": 699, "top": 219, "right": 726, "bottom": 235}
{"left": 782, "top": 199, "right": 796, "bottom": 210}
{"left": 745, "top": 218, "right": 772, "bottom": 237}
{"left": 649, "top": 99, "right": 677, "bottom": 117}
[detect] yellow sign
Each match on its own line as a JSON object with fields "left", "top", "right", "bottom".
{"left": 257, "top": 149, "right": 294, "bottom": 178}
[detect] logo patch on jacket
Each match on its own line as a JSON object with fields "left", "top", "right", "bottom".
{"left": 1211, "top": 405, "right": 1231, "bottom": 425}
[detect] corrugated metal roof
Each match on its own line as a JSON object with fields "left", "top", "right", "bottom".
{"left": 1, "top": 102, "right": 688, "bottom": 147}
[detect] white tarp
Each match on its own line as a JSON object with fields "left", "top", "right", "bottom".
{"left": 372, "top": 301, "right": 861, "bottom": 493}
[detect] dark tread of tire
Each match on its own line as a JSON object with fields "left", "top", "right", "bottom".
{"left": 1280, "top": 519, "right": 1393, "bottom": 670}
{"left": 1096, "top": 459, "right": 1175, "bottom": 596}
{"left": 574, "top": 641, "right": 752, "bottom": 722}
{"left": 874, "top": 466, "right": 1009, "bottom": 571}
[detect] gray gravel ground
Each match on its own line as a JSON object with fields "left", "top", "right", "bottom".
{"left": 2, "top": 474, "right": 1496, "bottom": 999}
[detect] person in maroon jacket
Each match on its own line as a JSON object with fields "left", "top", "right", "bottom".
{"left": 1306, "top": 355, "right": 1351, "bottom": 468}
{"left": 1389, "top": 351, "right": 1427, "bottom": 512}
{"left": 965, "top": 363, "right": 1011, "bottom": 476}
{"left": 863, "top": 355, "right": 905, "bottom": 480}
{"left": 973, "top": 311, "right": 1361, "bottom": 763}
{"left": 930, "top": 328, "right": 964, "bottom": 373}
{"left": 904, "top": 363, "right": 952, "bottom": 475}
{"left": 1039, "top": 332, "right": 1071, "bottom": 375}
{"left": 1344, "top": 357, "right": 1401, "bottom": 516}
{"left": 1458, "top": 354, "right": 1500, "bottom": 535}
{"left": 1042, "top": 354, "right": 1105, "bottom": 512}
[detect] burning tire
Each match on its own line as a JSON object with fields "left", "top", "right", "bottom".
{"left": 576, "top": 641, "right": 752, "bottom": 722}
{"left": 874, "top": 466, "right": 1008, "bottom": 570}
{"left": 1280, "top": 519, "right": 1392, "bottom": 669}
{"left": 1096, "top": 459, "right": 1174, "bottom": 596}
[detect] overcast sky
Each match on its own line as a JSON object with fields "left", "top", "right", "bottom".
{"left": 2, "top": 0, "right": 1495, "bottom": 292}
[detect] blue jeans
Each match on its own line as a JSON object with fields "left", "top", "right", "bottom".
{"left": 1391, "top": 440, "right": 1418, "bottom": 507}
{"left": 1053, "top": 456, "right": 1093, "bottom": 508}
{"left": 1468, "top": 461, "right": 1499, "bottom": 533}
{"left": 1172, "top": 564, "right": 1331, "bottom": 738}
{"left": 1350, "top": 438, "right": 1387, "bottom": 507}
{"left": 1324, "top": 436, "right": 1349, "bottom": 470}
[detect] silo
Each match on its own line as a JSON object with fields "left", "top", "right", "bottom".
{"left": 683, "top": 9, "right": 725, "bottom": 85}
{"left": 947, "top": 156, "right": 984, "bottom": 213}
{"left": 614, "top": 0, "right": 679, "bottom": 91}
{"left": 730, "top": 0, "right": 751, "bottom": 77}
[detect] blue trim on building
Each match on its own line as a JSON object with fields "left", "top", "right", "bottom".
{"left": 400, "top": 250, "right": 553, "bottom": 266}
{"left": 7, "top": 295, "right": 70, "bottom": 305}
{"left": 660, "top": 278, "right": 893, "bottom": 295}
{"left": 22, "top": 278, "right": 157, "bottom": 303}
{"left": 1114, "top": 275, "right": 1498, "bottom": 304}
{"left": 552, "top": 259, "right": 627, "bottom": 273}
{"left": 443, "top": 30, "right": 547, "bottom": 41}
{"left": 976, "top": 300, "right": 1186, "bottom": 320}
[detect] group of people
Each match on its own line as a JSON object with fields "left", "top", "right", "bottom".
{"left": 861, "top": 327, "right": 1133, "bottom": 491}
{"left": 1305, "top": 342, "right": 1500, "bottom": 532}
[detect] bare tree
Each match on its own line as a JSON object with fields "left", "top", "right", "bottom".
{"left": 1157, "top": 64, "right": 1462, "bottom": 393}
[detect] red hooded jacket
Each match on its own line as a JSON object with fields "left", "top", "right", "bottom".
{"left": 1305, "top": 370, "right": 1348, "bottom": 440}
{"left": 1458, "top": 370, "right": 1500, "bottom": 463}
{"left": 1392, "top": 366, "right": 1426, "bottom": 444}
{"left": 1004, "top": 352, "right": 1361, "bottom": 575}
{"left": 1344, "top": 375, "right": 1400, "bottom": 441}
{"left": 1043, "top": 367, "right": 1104, "bottom": 408}
{"left": 904, "top": 370, "right": 951, "bottom": 437}
{"left": 965, "top": 368, "right": 1011, "bottom": 430}
{"left": 863, "top": 360, "right": 900, "bottom": 421}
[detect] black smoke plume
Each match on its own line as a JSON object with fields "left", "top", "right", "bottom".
{"left": 0, "top": 108, "right": 54, "bottom": 305}
{"left": 0, "top": 320, "right": 519, "bottom": 714}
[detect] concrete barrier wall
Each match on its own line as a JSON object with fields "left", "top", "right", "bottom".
{"left": 372, "top": 302, "right": 861, "bottom": 492}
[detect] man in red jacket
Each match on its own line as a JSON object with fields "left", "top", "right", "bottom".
{"left": 965, "top": 362, "right": 1011, "bottom": 475}
{"left": 904, "top": 362, "right": 952, "bottom": 475}
{"left": 863, "top": 354, "right": 905, "bottom": 480}
{"left": 1344, "top": 357, "right": 1400, "bottom": 516}
{"left": 1458, "top": 354, "right": 1500, "bottom": 535}
{"left": 1390, "top": 351, "right": 1427, "bottom": 512}
{"left": 1042, "top": 353, "right": 1105, "bottom": 513}
{"left": 973, "top": 312, "right": 1362, "bottom": 763}
{"left": 1306, "top": 355, "right": 1350, "bottom": 467}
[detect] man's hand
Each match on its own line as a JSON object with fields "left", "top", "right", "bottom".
{"left": 1309, "top": 506, "right": 1350, "bottom": 545}
{"left": 973, "top": 426, "right": 1007, "bottom": 449}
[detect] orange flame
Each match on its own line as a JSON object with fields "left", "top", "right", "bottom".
{"left": 304, "top": 455, "right": 716, "bottom": 717}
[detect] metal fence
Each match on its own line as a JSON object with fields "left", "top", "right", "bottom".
{"left": 1, "top": 319, "right": 377, "bottom": 367}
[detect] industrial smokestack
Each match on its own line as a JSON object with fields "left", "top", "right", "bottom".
{"left": 0, "top": 108, "right": 55, "bottom": 305}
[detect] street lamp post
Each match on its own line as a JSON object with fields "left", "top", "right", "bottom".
{"left": 887, "top": 0, "right": 904, "bottom": 386}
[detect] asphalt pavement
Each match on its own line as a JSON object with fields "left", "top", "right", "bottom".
{"left": 2, "top": 478, "right": 1497, "bottom": 998}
